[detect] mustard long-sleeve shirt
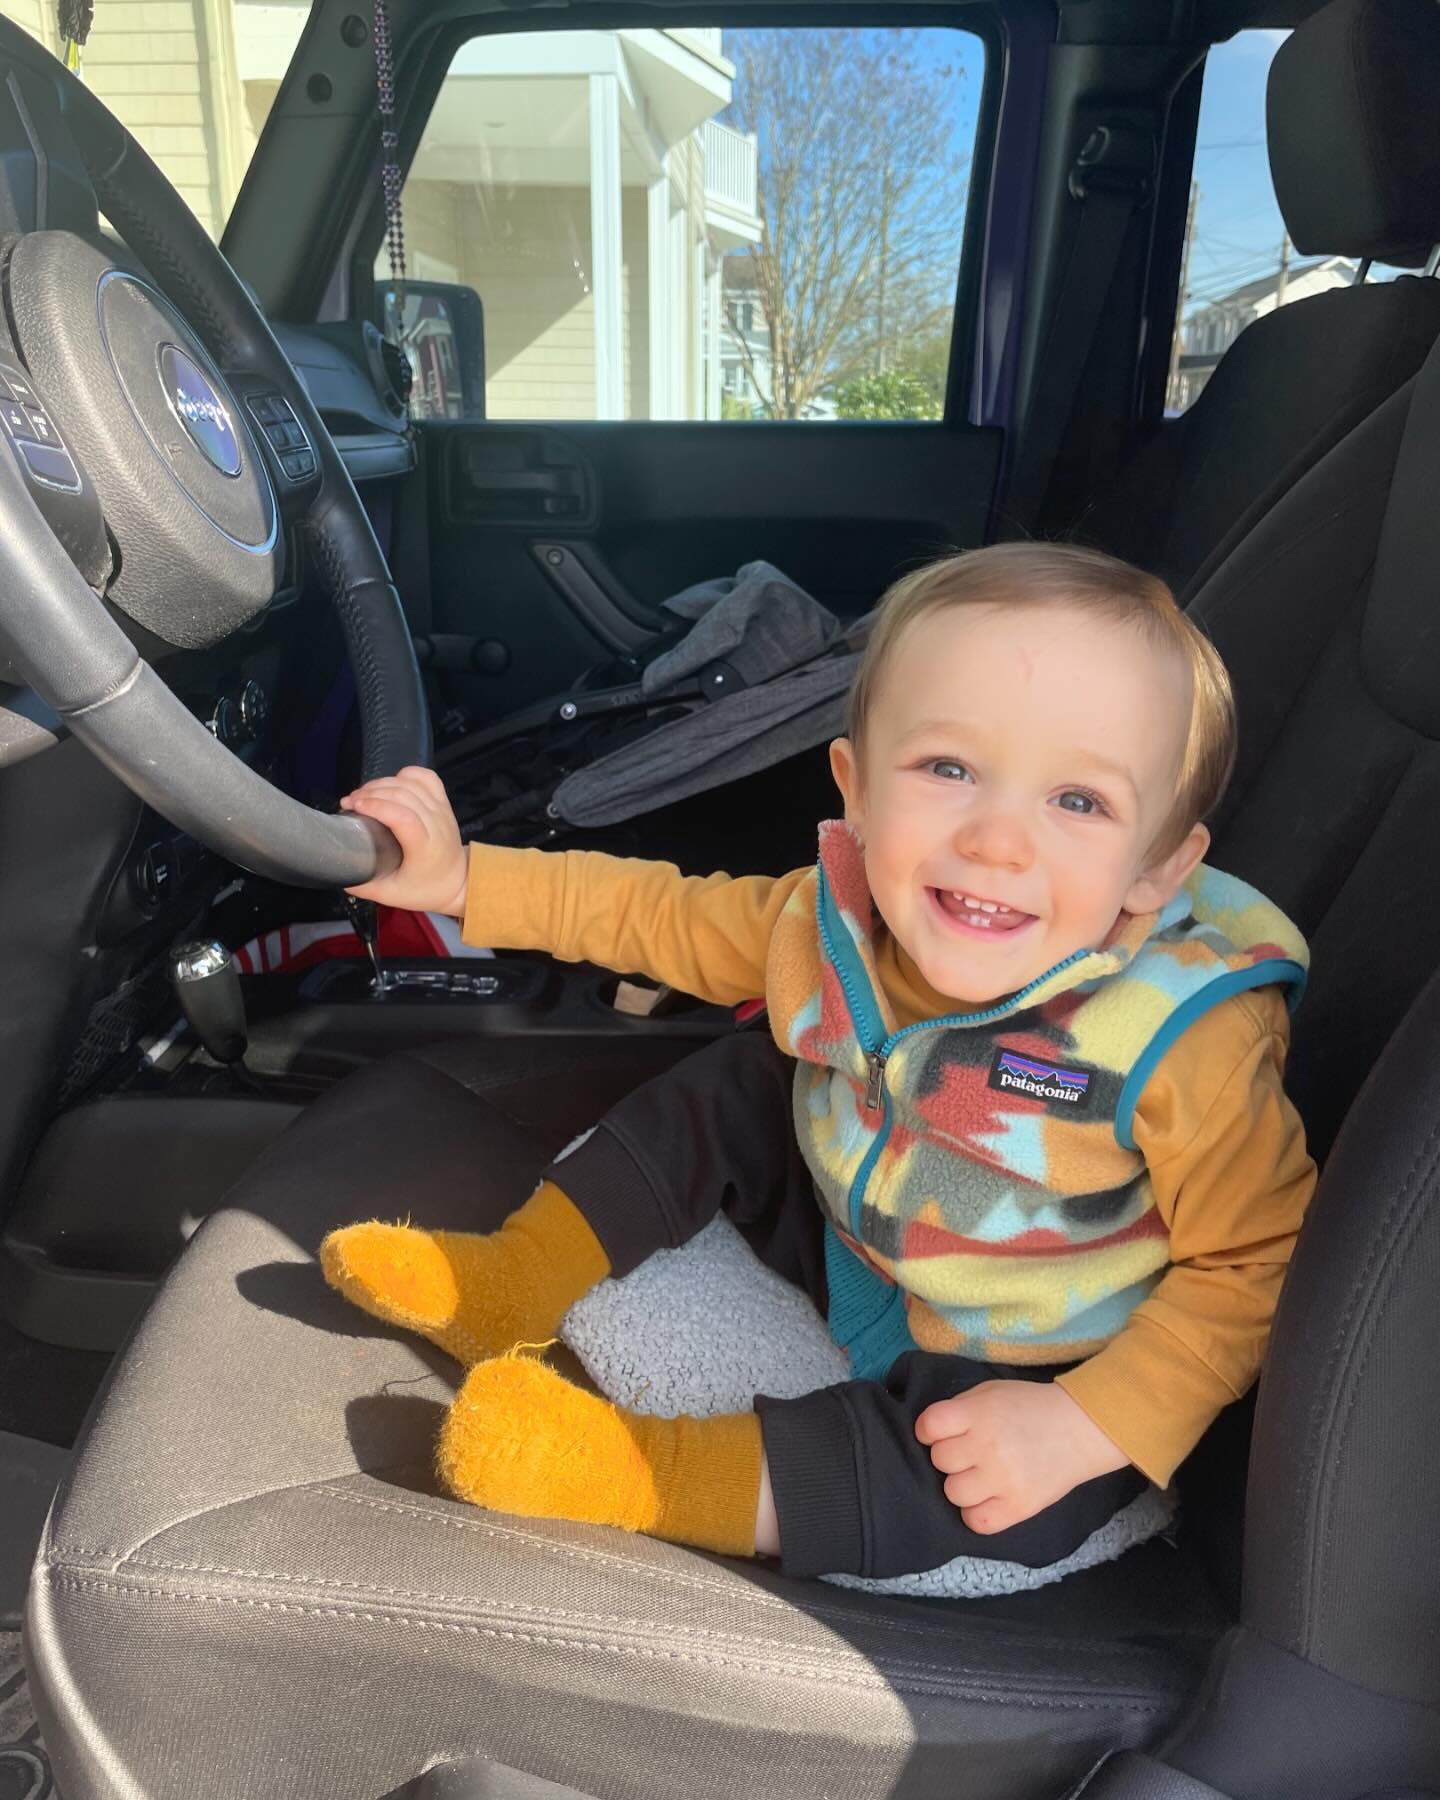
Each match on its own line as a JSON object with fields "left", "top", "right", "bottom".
{"left": 463, "top": 842, "right": 1316, "bottom": 1486}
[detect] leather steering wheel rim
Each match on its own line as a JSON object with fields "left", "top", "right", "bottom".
{"left": 0, "top": 29, "right": 427, "bottom": 888}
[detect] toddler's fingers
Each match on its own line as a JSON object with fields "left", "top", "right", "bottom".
{"left": 927, "top": 1436, "right": 976, "bottom": 1476}
{"left": 397, "top": 765, "right": 448, "bottom": 797}
{"left": 944, "top": 1470, "right": 998, "bottom": 1512}
{"left": 346, "top": 775, "right": 445, "bottom": 817}
{"left": 915, "top": 1398, "right": 969, "bottom": 1444}
{"left": 341, "top": 771, "right": 448, "bottom": 815}
{"left": 960, "top": 1499, "right": 1017, "bottom": 1536}
{"left": 344, "top": 794, "right": 428, "bottom": 847}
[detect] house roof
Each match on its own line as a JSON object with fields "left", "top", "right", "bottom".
{"left": 1193, "top": 254, "right": 1355, "bottom": 313}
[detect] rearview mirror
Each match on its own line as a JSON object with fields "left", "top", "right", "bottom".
{"left": 379, "top": 281, "right": 486, "bottom": 421}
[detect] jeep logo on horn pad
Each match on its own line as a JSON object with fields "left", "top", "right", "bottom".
{"left": 159, "top": 343, "right": 241, "bottom": 477}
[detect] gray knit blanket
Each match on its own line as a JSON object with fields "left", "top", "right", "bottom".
{"left": 561, "top": 1212, "right": 1174, "bottom": 1596}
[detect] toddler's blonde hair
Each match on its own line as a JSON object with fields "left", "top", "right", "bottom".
{"left": 848, "top": 542, "right": 1236, "bottom": 862}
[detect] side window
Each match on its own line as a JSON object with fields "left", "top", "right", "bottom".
{"left": 385, "top": 27, "right": 983, "bottom": 423}
{"left": 1167, "top": 29, "right": 1407, "bottom": 416}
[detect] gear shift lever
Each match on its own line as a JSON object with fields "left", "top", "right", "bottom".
{"left": 170, "top": 940, "right": 249, "bottom": 1068}
{"left": 342, "top": 894, "right": 388, "bottom": 992}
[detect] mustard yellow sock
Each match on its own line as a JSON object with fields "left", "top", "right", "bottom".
{"left": 438, "top": 1353, "right": 763, "bottom": 1557}
{"left": 318, "top": 1182, "right": 610, "bottom": 1367}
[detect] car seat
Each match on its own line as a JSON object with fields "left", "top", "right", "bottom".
{"left": 1076, "top": 0, "right": 1440, "bottom": 599}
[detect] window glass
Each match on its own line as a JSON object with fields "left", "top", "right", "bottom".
{"left": 1167, "top": 29, "right": 1409, "bottom": 416}
{"left": 385, "top": 27, "right": 983, "bottom": 423}
{"left": 8, "top": 0, "right": 303, "bottom": 243}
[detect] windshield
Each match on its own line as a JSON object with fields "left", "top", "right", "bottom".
{"left": 8, "top": 0, "right": 305, "bottom": 240}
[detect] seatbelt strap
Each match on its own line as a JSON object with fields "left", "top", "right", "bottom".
{"left": 1004, "top": 123, "right": 1155, "bottom": 532}
{"left": 1067, "top": 1750, "right": 1235, "bottom": 1800}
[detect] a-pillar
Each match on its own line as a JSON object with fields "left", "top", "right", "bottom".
{"left": 588, "top": 72, "right": 624, "bottom": 420}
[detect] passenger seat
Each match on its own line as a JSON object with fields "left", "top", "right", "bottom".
{"left": 1077, "top": 0, "right": 1440, "bottom": 599}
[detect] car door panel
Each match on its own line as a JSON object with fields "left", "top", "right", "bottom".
{"left": 420, "top": 418, "right": 1002, "bottom": 729}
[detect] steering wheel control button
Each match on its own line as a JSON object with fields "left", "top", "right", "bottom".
{"left": 248, "top": 394, "right": 315, "bottom": 481}
{"left": 160, "top": 343, "right": 243, "bottom": 478}
{"left": 16, "top": 439, "right": 82, "bottom": 492}
{"left": 23, "top": 406, "right": 57, "bottom": 444}
{"left": 0, "top": 397, "right": 34, "bottom": 438}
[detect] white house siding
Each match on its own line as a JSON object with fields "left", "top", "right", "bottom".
{"left": 399, "top": 175, "right": 655, "bottom": 421}
{"left": 623, "top": 186, "right": 651, "bottom": 420}
{"left": 8, "top": 2, "right": 57, "bottom": 52}
{"left": 437, "top": 184, "right": 599, "bottom": 421}
{"left": 80, "top": 2, "right": 245, "bottom": 239}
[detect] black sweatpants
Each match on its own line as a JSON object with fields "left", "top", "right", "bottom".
{"left": 545, "top": 1031, "right": 1145, "bottom": 1580}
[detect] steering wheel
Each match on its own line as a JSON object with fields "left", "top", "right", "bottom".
{"left": 0, "top": 23, "right": 427, "bottom": 888}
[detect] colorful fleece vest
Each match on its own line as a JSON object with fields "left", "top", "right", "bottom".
{"left": 765, "top": 822, "right": 1308, "bottom": 1375}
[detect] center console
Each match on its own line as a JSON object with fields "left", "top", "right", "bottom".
{"left": 243, "top": 953, "right": 733, "bottom": 1081}
{"left": 2, "top": 945, "right": 734, "bottom": 1354}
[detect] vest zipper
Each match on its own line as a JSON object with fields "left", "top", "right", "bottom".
{"left": 858, "top": 947, "right": 1093, "bottom": 1110}
{"left": 815, "top": 861, "right": 1096, "bottom": 1234}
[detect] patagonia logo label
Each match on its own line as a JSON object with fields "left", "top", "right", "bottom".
{"left": 988, "top": 1049, "right": 1093, "bottom": 1109}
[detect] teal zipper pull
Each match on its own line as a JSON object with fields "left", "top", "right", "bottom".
{"left": 865, "top": 1049, "right": 888, "bottom": 1111}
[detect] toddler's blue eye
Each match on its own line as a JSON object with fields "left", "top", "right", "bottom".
{"left": 928, "top": 760, "right": 973, "bottom": 782}
{"left": 1056, "top": 790, "right": 1100, "bottom": 815}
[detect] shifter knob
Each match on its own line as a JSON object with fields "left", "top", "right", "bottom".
{"left": 170, "top": 939, "right": 248, "bottom": 1066}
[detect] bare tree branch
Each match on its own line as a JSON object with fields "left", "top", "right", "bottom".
{"left": 721, "top": 28, "right": 969, "bottom": 417}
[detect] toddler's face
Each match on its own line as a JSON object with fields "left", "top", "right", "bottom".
{"left": 831, "top": 602, "right": 1208, "bottom": 1005}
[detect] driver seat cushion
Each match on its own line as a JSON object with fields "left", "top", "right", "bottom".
{"left": 28, "top": 1046, "right": 1228, "bottom": 1800}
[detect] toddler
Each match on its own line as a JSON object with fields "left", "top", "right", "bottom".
{"left": 321, "top": 543, "right": 1316, "bottom": 1581}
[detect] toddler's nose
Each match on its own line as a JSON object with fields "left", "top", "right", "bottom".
{"left": 955, "top": 803, "right": 1033, "bottom": 872}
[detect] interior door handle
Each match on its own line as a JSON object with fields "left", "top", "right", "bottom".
{"left": 467, "top": 471, "right": 571, "bottom": 494}
{"left": 450, "top": 428, "right": 595, "bottom": 524}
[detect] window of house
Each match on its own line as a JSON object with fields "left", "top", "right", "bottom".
{"left": 1166, "top": 29, "right": 1412, "bottom": 417}
{"left": 383, "top": 26, "right": 984, "bottom": 423}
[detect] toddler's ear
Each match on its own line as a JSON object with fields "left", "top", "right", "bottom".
{"left": 829, "top": 738, "right": 866, "bottom": 831}
{"left": 1125, "top": 823, "right": 1210, "bottom": 916}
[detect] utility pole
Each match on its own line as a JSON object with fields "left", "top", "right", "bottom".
{"left": 1168, "top": 180, "right": 1199, "bottom": 412}
{"left": 876, "top": 162, "right": 892, "bottom": 376}
{"left": 1275, "top": 231, "right": 1291, "bottom": 308}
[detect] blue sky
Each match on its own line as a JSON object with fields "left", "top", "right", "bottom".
{"left": 726, "top": 24, "right": 1306, "bottom": 321}
{"left": 1186, "top": 30, "right": 1294, "bottom": 312}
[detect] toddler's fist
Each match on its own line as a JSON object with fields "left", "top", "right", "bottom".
{"left": 339, "top": 765, "right": 468, "bottom": 916}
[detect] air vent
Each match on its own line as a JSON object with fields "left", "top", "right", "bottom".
{"left": 379, "top": 335, "right": 412, "bottom": 415}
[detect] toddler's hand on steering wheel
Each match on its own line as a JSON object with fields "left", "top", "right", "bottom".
{"left": 340, "top": 766, "right": 469, "bottom": 916}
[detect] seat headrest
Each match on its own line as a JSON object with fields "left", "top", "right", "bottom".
{"left": 1267, "top": 0, "right": 1440, "bottom": 269}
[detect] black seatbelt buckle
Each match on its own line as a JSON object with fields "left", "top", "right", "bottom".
{"left": 1068, "top": 124, "right": 1156, "bottom": 202}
